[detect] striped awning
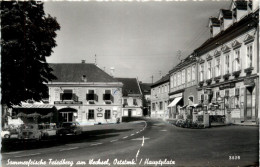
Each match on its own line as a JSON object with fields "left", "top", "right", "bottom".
{"left": 13, "top": 104, "right": 54, "bottom": 109}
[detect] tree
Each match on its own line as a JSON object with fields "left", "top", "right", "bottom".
{"left": 1, "top": 1, "right": 60, "bottom": 108}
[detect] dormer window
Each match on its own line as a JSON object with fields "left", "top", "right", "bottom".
{"left": 82, "top": 75, "right": 87, "bottom": 82}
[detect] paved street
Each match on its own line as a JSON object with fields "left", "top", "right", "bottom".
{"left": 2, "top": 119, "right": 258, "bottom": 167}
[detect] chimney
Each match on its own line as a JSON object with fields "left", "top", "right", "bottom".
{"left": 110, "top": 67, "right": 115, "bottom": 77}
{"left": 81, "top": 60, "right": 86, "bottom": 63}
{"left": 82, "top": 75, "right": 87, "bottom": 82}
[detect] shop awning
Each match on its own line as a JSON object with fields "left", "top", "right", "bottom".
{"left": 167, "top": 97, "right": 182, "bottom": 107}
{"left": 193, "top": 104, "right": 202, "bottom": 108}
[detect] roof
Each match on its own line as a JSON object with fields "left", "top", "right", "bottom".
{"left": 151, "top": 74, "right": 170, "bottom": 88}
{"left": 220, "top": 9, "right": 232, "bottom": 19}
{"left": 169, "top": 54, "right": 197, "bottom": 74}
{"left": 115, "top": 78, "right": 141, "bottom": 96}
{"left": 195, "top": 10, "right": 258, "bottom": 56}
{"left": 234, "top": 0, "right": 248, "bottom": 10}
{"left": 209, "top": 17, "right": 220, "bottom": 26}
{"left": 139, "top": 83, "right": 152, "bottom": 94}
{"left": 49, "top": 63, "right": 118, "bottom": 83}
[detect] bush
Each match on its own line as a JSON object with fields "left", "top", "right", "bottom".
{"left": 174, "top": 119, "right": 204, "bottom": 129}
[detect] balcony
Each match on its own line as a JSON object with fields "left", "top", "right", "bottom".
{"left": 55, "top": 93, "right": 82, "bottom": 104}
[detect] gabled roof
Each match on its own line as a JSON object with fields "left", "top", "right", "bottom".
{"left": 139, "top": 83, "right": 152, "bottom": 94}
{"left": 49, "top": 63, "right": 118, "bottom": 83}
{"left": 209, "top": 17, "right": 220, "bottom": 27}
{"left": 115, "top": 78, "right": 141, "bottom": 96}
{"left": 234, "top": 0, "right": 248, "bottom": 10}
{"left": 151, "top": 74, "right": 170, "bottom": 88}
{"left": 219, "top": 9, "right": 232, "bottom": 19}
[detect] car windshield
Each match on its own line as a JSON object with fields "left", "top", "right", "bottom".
{"left": 62, "top": 123, "right": 74, "bottom": 128}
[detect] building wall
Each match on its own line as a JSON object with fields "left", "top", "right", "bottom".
{"left": 122, "top": 96, "right": 143, "bottom": 117}
{"left": 151, "top": 82, "right": 169, "bottom": 118}
{"left": 184, "top": 85, "right": 198, "bottom": 106}
{"left": 48, "top": 85, "right": 122, "bottom": 124}
{"left": 197, "top": 26, "right": 259, "bottom": 123}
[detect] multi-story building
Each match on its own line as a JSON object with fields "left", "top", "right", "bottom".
{"left": 194, "top": 0, "right": 259, "bottom": 124}
{"left": 168, "top": 55, "right": 198, "bottom": 118}
{"left": 115, "top": 78, "right": 143, "bottom": 117}
{"left": 139, "top": 82, "right": 152, "bottom": 117}
{"left": 150, "top": 74, "right": 170, "bottom": 119}
{"left": 48, "top": 63, "right": 123, "bottom": 125}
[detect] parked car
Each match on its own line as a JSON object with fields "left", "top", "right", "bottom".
{"left": 39, "top": 123, "right": 58, "bottom": 139}
{"left": 18, "top": 124, "right": 42, "bottom": 141}
{"left": 1, "top": 129, "right": 11, "bottom": 139}
{"left": 58, "top": 122, "right": 83, "bottom": 136}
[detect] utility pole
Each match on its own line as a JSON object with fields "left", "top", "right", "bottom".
{"left": 177, "top": 50, "right": 182, "bottom": 61}
{"left": 95, "top": 54, "right": 97, "bottom": 65}
{"left": 151, "top": 75, "right": 154, "bottom": 84}
{"left": 159, "top": 71, "right": 162, "bottom": 78}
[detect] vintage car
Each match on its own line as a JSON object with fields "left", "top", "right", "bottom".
{"left": 40, "top": 123, "right": 58, "bottom": 139}
{"left": 58, "top": 122, "right": 83, "bottom": 136}
{"left": 1, "top": 129, "right": 11, "bottom": 139}
{"left": 18, "top": 124, "right": 42, "bottom": 141}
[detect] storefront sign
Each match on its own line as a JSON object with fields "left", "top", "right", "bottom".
{"left": 169, "top": 93, "right": 183, "bottom": 99}
{"left": 244, "top": 78, "right": 255, "bottom": 86}
{"left": 219, "top": 82, "right": 235, "bottom": 90}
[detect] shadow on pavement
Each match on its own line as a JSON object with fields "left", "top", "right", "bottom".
{"left": 1, "top": 128, "right": 132, "bottom": 152}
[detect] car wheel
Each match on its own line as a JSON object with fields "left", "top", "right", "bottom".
{"left": 4, "top": 134, "right": 10, "bottom": 139}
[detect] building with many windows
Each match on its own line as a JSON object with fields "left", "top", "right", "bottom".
{"left": 115, "top": 78, "right": 143, "bottom": 117}
{"left": 150, "top": 74, "right": 170, "bottom": 119}
{"left": 194, "top": 0, "right": 259, "bottom": 124}
{"left": 168, "top": 55, "right": 198, "bottom": 119}
{"left": 48, "top": 63, "right": 123, "bottom": 125}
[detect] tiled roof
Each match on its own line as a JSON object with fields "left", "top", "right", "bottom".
{"left": 210, "top": 17, "right": 220, "bottom": 25}
{"left": 139, "top": 83, "right": 152, "bottom": 94}
{"left": 235, "top": 1, "right": 248, "bottom": 10}
{"left": 221, "top": 9, "right": 232, "bottom": 19}
{"left": 115, "top": 78, "right": 141, "bottom": 96}
{"left": 49, "top": 63, "right": 118, "bottom": 83}
{"left": 151, "top": 74, "right": 170, "bottom": 88}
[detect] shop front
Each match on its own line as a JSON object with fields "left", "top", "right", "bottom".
{"left": 167, "top": 92, "right": 183, "bottom": 119}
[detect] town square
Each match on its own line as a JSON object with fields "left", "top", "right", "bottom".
{"left": 1, "top": 0, "right": 259, "bottom": 166}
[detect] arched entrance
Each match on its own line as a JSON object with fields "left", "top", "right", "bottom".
{"left": 58, "top": 108, "right": 77, "bottom": 122}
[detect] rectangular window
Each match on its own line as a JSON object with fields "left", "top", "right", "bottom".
{"left": 233, "top": 49, "right": 241, "bottom": 71}
{"left": 88, "top": 110, "right": 94, "bottom": 120}
{"left": 104, "top": 90, "right": 112, "bottom": 101}
{"left": 123, "top": 99, "right": 128, "bottom": 105}
{"left": 182, "top": 70, "right": 185, "bottom": 84}
{"left": 225, "top": 54, "right": 230, "bottom": 74}
{"left": 133, "top": 99, "right": 137, "bottom": 106}
{"left": 170, "top": 76, "right": 173, "bottom": 88}
{"left": 87, "top": 89, "right": 95, "bottom": 101}
{"left": 174, "top": 74, "right": 177, "bottom": 87}
{"left": 62, "top": 89, "right": 73, "bottom": 100}
{"left": 247, "top": 44, "right": 253, "bottom": 68}
{"left": 200, "top": 64, "right": 204, "bottom": 81}
{"left": 105, "top": 110, "right": 111, "bottom": 119}
{"left": 187, "top": 67, "right": 191, "bottom": 82}
{"left": 152, "top": 103, "right": 155, "bottom": 111}
{"left": 215, "top": 57, "right": 221, "bottom": 77}
{"left": 192, "top": 65, "right": 196, "bottom": 81}
{"left": 208, "top": 61, "right": 212, "bottom": 79}
{"left": 225, "top": 90, "right": 229, "bottom": 97}
{"left": 159, "top": 101, "right": 163, "bottom": 110}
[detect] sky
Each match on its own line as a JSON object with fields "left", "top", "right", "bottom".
{"left": 44, "top": 0, "right": 231, "bottom": 83}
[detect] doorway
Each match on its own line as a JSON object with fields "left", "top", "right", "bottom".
{"left": 245, "top": 86, "right": 254, "bottom": 121}
{"left": 128, "top": 109, "right": 132, "bottom": 117}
